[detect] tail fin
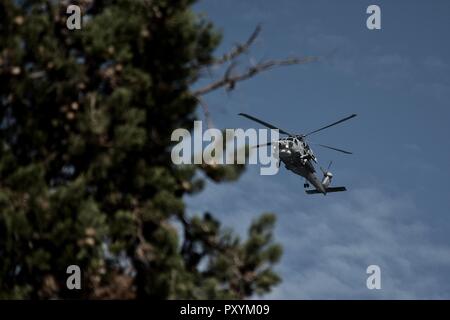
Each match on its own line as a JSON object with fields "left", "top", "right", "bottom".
{"left": 305, "top": 186, "right": 347, "bottom": 195}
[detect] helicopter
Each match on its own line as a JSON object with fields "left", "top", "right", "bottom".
{"left": 238, "top": 112, "right": 357, "bottom": 195}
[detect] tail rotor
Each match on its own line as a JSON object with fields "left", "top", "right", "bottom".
{"left": 320, "top": 161, "right": 333, "bottom": 176}
{"left": 320, "top": 161, "right": 333, "bottom": 187}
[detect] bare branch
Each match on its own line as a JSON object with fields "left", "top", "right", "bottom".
{"left": 193, "top": 56, "right": 318, "bottom": 96}
{"left": 193, "top": 24, "right": 318, "bottom": 124}
{"left": 196, "top": 96, "right": 214, "bottom": 129}
{"left": 213, "top": 24, "right": 262, "bottom": 65}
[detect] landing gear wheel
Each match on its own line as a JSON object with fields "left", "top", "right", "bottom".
{"left": 304, "top": 183, "right": 310, "bottom": 188}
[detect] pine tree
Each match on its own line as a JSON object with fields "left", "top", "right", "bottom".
{"left": 0, "top": 0, "right": 286, "bottom": 299}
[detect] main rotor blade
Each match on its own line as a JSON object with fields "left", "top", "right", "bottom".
{"left": 238, "top": 113, "right": 293, "bottom": 136}
{"left": 251, "top": 142, "right": 272, "bottom": 149}
{"left": 304, "top": 114, "right": 357, "bottom": 137}
{"left": 315, "top": 144, "right": 353, "bottom": 154}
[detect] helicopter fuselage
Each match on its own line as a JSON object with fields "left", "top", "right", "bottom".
{"left": 275, "top": 137, "right": 327, "bottom": 194}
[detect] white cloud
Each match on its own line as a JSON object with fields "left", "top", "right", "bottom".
{"left": 413, "top": 82, "right": 450, "bottom": 103}
{"left": 423, "top": 56, "right": 449, "bottom": 70}
{"left": 186, "top": 170, "right": 450, "bottom": 299}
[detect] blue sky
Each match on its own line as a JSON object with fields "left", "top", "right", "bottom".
{"left": 187, "top": 0, "right": 450, "bottom": 299}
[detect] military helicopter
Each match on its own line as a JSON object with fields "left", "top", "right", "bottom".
{"left": 238, "top": 112, "right": 357, "bottom": 195}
